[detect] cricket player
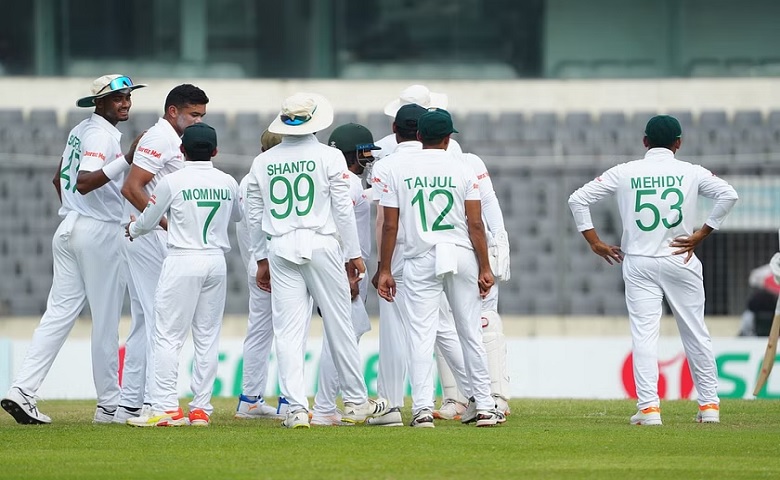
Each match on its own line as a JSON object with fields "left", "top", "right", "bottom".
{"left": 245, "top": 92, "right": 388, "bottom": 429}
{"left": 1, "top": 74, "right": 146, "bottom": 424}
{"left": 126, "top": 123, "right": 241, "bottom": 427}
{"left": 234, "top": 129, "right": 298, "bottom": 419}
{"left": 568, "top": 114, "right": 738, "bottom": 425}
{"left": 376, "top": 109, "right": 504, "bottom": 428}
{"left": 115, "top": 84, "right": 209, "bottom": 423}
{"left": 435, "top": 150, "right": 512, "bottom": 420}
{"left": 311, "top": 123, "right": 379, "bottom": 426}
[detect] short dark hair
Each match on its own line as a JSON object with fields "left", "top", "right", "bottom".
{"left": 395, "top": 126, "right": 417, "bottom": 141}
{"left": 165, "top": 84, "right": 209, "bottom": 110}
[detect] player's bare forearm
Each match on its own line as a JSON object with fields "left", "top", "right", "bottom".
{"left": 76, "top": 170, "right": 111, "bottom": 194}
{"left": 53, "top": 157, "right": 62, "bottom": 203}
{"left": 581, "top": 228, "right": 623, "bottom": 265}
{"left": 379, "top": 206, "right": 399, "bottom": 274}
{"left": 375, "top": 203, "right": 384, "bottom": 255}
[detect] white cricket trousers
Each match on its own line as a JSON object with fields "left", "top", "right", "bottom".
{"left": 623, "top": 254, "right": 719, "bottom": 409}
{"left": 377, "top": 244, "right": 410, "bottom": 409}
{"left": 313, "top": 276, "right": 372, "bottom": 415}
{"left": 120, "top": 229, "right": 167, "bottom": 408}
{"left": 150, "top": 252, "right": 226, "bottom": 415}
{"left": 13, "top": 213, "right": 125, "bottom": 408}
{"left": 269, "top": 236, "right": 368, "bottom": 412}
{"left": 402, "top": 247, "right": 493, "bottom": 414}
{"left": 240, "top": 268, "right": 274, "bottom": 397}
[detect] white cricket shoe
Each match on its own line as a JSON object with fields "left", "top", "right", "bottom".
{"left": 276, "top": 396, "right": 291, "bottom": 417}
{"left": 433, "top": 399, "right": 467, "bottom": 420}
{"left": 366, "top": 407, "right": 404, "bottom": 427}
{"left": 342, "top": 397, "right": 389, "bottom": 424}
{"left": 112, "top": 405, "right": 140, "bottom": 424}
{"left": 311, "top": 410, "right": 350, "bottom": 426}
{"left": 235, "top": 395, "right": 284, "bottom": 419}
{"left": 282, "top": 409, "right": 310, "bottom": 429}
{"left": 696, "top": 404, "right": 720, "bottom": 423}
{"left": 127, "top": 406, "right": 188, "bottom": 427}
{"left": 93, "top": 405, "right": 117, "bottom": 424}
{"left": 630, "top": 407, "right": 662, "bottom": 426}
{"left": 1, "top": 387, "right": 51, "bottom": 425}
{"left": 475, "top": 409, "right": 505, "bottom": 427}
{"left": 410, "top": 409, "right": 435, "bottom": 428}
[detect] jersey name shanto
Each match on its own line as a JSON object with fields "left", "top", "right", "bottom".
{"left": 267, "top": 160, "right": 316, "bottom": 176}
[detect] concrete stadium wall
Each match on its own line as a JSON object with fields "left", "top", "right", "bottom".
{"left": 1, "top": 77, "right": 780, "bottom": 118}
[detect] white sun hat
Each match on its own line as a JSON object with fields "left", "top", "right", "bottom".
{"left": 268, "top": 92, "right": 334, "bottom": 135}
{"left": 383, "top": 84, "right": 448, "bottom": 117}
{"left": 76, "top": 74, "right": 147, "bottom": 108}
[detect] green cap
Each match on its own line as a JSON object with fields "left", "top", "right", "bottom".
{"left": 328, "top": 123, "right": 380, "bottom": 153}
{"left": 394, "top": 104, "right": 427, "bottom": 133}
{"left": 181, "top": 123, "right": 217, "bottom": 161}
{"left": 644, "top": 115, "right": 682, "bottom": 147}
{"left": 418, "top": 108, "right": 458, "bottom": 140}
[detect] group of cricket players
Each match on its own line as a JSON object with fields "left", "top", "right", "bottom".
{"left": 1, "top": 77, "right": 513, "bottom": 429}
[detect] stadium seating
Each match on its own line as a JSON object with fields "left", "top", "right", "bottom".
{"left": 0, "top": 107, "right": 777, "bottom": 316}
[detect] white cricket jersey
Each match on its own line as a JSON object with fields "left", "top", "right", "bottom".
{"left": 371, "top": 141, "right": 423, "bottom": 245}
{"left": 129, "top": 161, "right": 242, "bottom": 254}
{"left": 348, "top": 170, "right": 371, "bottom": 260}
{"left": 58, "top": 113, "right": 127, "bottom": 223}
{"left": 124, "top": 117, "right": 184, "bottom": 218}
{"left": 460, "top": 152, "right": 505, "bottom": 236}
{"left": 568, "top": 148, "right": 739, "bottom": 257}
{"left": 374, "top": 133, "right": 462, "bottom": 161}
{"left": 245, "top": 134, "right": 361, "bottom": 261}
{"left": 379, "top": 148, "right": 480, "bottom": 258}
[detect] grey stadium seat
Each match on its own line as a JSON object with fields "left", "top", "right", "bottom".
{"left": 698, "top": 110, "right": 728, "bottom": 128}
{"left": 28, "top": 109, "right": 58, "bottom": 127}
{"left": 733, "top": 110, "right": 763, "bottom": 127}
{"left": 0, "top": 108, "right": 23, "bottom": 125}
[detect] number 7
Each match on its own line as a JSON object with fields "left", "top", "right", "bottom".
{"left": 197, "top": 201, "right": 220, "bottom": 244}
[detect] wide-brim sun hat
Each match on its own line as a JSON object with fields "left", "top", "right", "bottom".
{"left": 76, "top": 74, "right": 147, "bottom": 108}
{"left": 268, "top": 92, "right": 334, "bottom": 135}
{"left": 383, "top": 84, "right": 448, "bottom": 117}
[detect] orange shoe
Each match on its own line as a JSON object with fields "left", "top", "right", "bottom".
{"left": 630, "top": 406, "right": 662, "bottom": 426}
{"left": 188, "top": 409, "right": 210, "bottom": 427}
{"left": 696, "top": 403, "right": 720, "bottom": 423}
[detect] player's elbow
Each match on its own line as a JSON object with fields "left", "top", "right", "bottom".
{"left": 120, "top": 182, "right": 134, "bottom": 201}
{"left": 75, "top": 178, "right": 92, "bottom": 195}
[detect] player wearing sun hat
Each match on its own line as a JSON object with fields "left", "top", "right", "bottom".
{"left": 245, "top": 93, "right": 389, "bottom": 428}
{"left": 568, "top": 114, "right": 738, "bottom": 426}
{"left": 1, "top": 74, "right": 146, "bottom": 425}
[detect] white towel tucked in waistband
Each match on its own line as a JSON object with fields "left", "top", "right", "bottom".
{"left": 273, "top": 229, "right": 315, "bottom": 265}
{"left": 58, "top": 211, "right": 79, "bottom": 239}
{"left": 435, "top": 243, "right": 458, "bottom": 278}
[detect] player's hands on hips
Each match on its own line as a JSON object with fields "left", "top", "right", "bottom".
{"left": 590, "top": 241, "right": 623, "bottom": 265}
{"left": 125, "top": 214, "right": 136, "bottom": 241}
{"left": 671, "top": 229, "right": 709, "bottom": 264}
{"left": 377, "top": 270, "right": 396, "bottom": 302}
{"left": 478, "top": 268, "right": 494, "bottom": 298}
{"left": 256, "top": 259, "right": 271, "bottom": 293}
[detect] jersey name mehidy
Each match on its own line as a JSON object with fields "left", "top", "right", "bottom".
{"left": 630, "top": 175, "right": 684, "bottom": 189}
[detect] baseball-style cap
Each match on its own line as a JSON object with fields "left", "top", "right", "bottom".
{"left": 76, "top": 74, "right": 147, "bottom": 108}
{"left": 644, "top": 115, "right": 682, "bottom": 146}
{"left": 328, "top": 123, "right": 380, "bottom": 153}
{"left": 394, "top": 104, "right": 427, "bottom": 133}
{"left": 418, "top": 108, "right": 458, "bottom": 141}
{"left": 181, "top": 123, "right": 217, "bottom": 161}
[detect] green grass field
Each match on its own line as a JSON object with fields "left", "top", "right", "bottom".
{"left": 1, "top": 398, "right": 779, "bottom": 479}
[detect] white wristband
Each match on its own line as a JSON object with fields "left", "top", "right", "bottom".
{"left": 102, "top": 158, "right": 130, "bottom": 180}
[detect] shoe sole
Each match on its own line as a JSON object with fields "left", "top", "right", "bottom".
{"left": 1, "top": 399, "right": 49, "bottom": 425}
{"left": 367, "top": 421, "right": 404, "bottom": 427}
{"left": 631, "top": 420, "right": 663, "bottom": 426}
{"left": 190, "top": 420, "right": 209, "bottom": 427}
{"left": 127, "top": 419, "right": 188, "bottom": 427}
{"left": 234, "top": 412, "right": 285, "bottom": 419}
{"left": 411, "top": 423, "right": 435, "bottom": 428}
{"left": 476, "top": 420, "right": 499, "bottom": 427}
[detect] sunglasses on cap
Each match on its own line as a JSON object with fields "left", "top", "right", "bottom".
{"left": 96, "top": 76, "right": 135, "bottom": 95}
{"left": 281, "top": 106, "right": 317, "bottom": 126}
